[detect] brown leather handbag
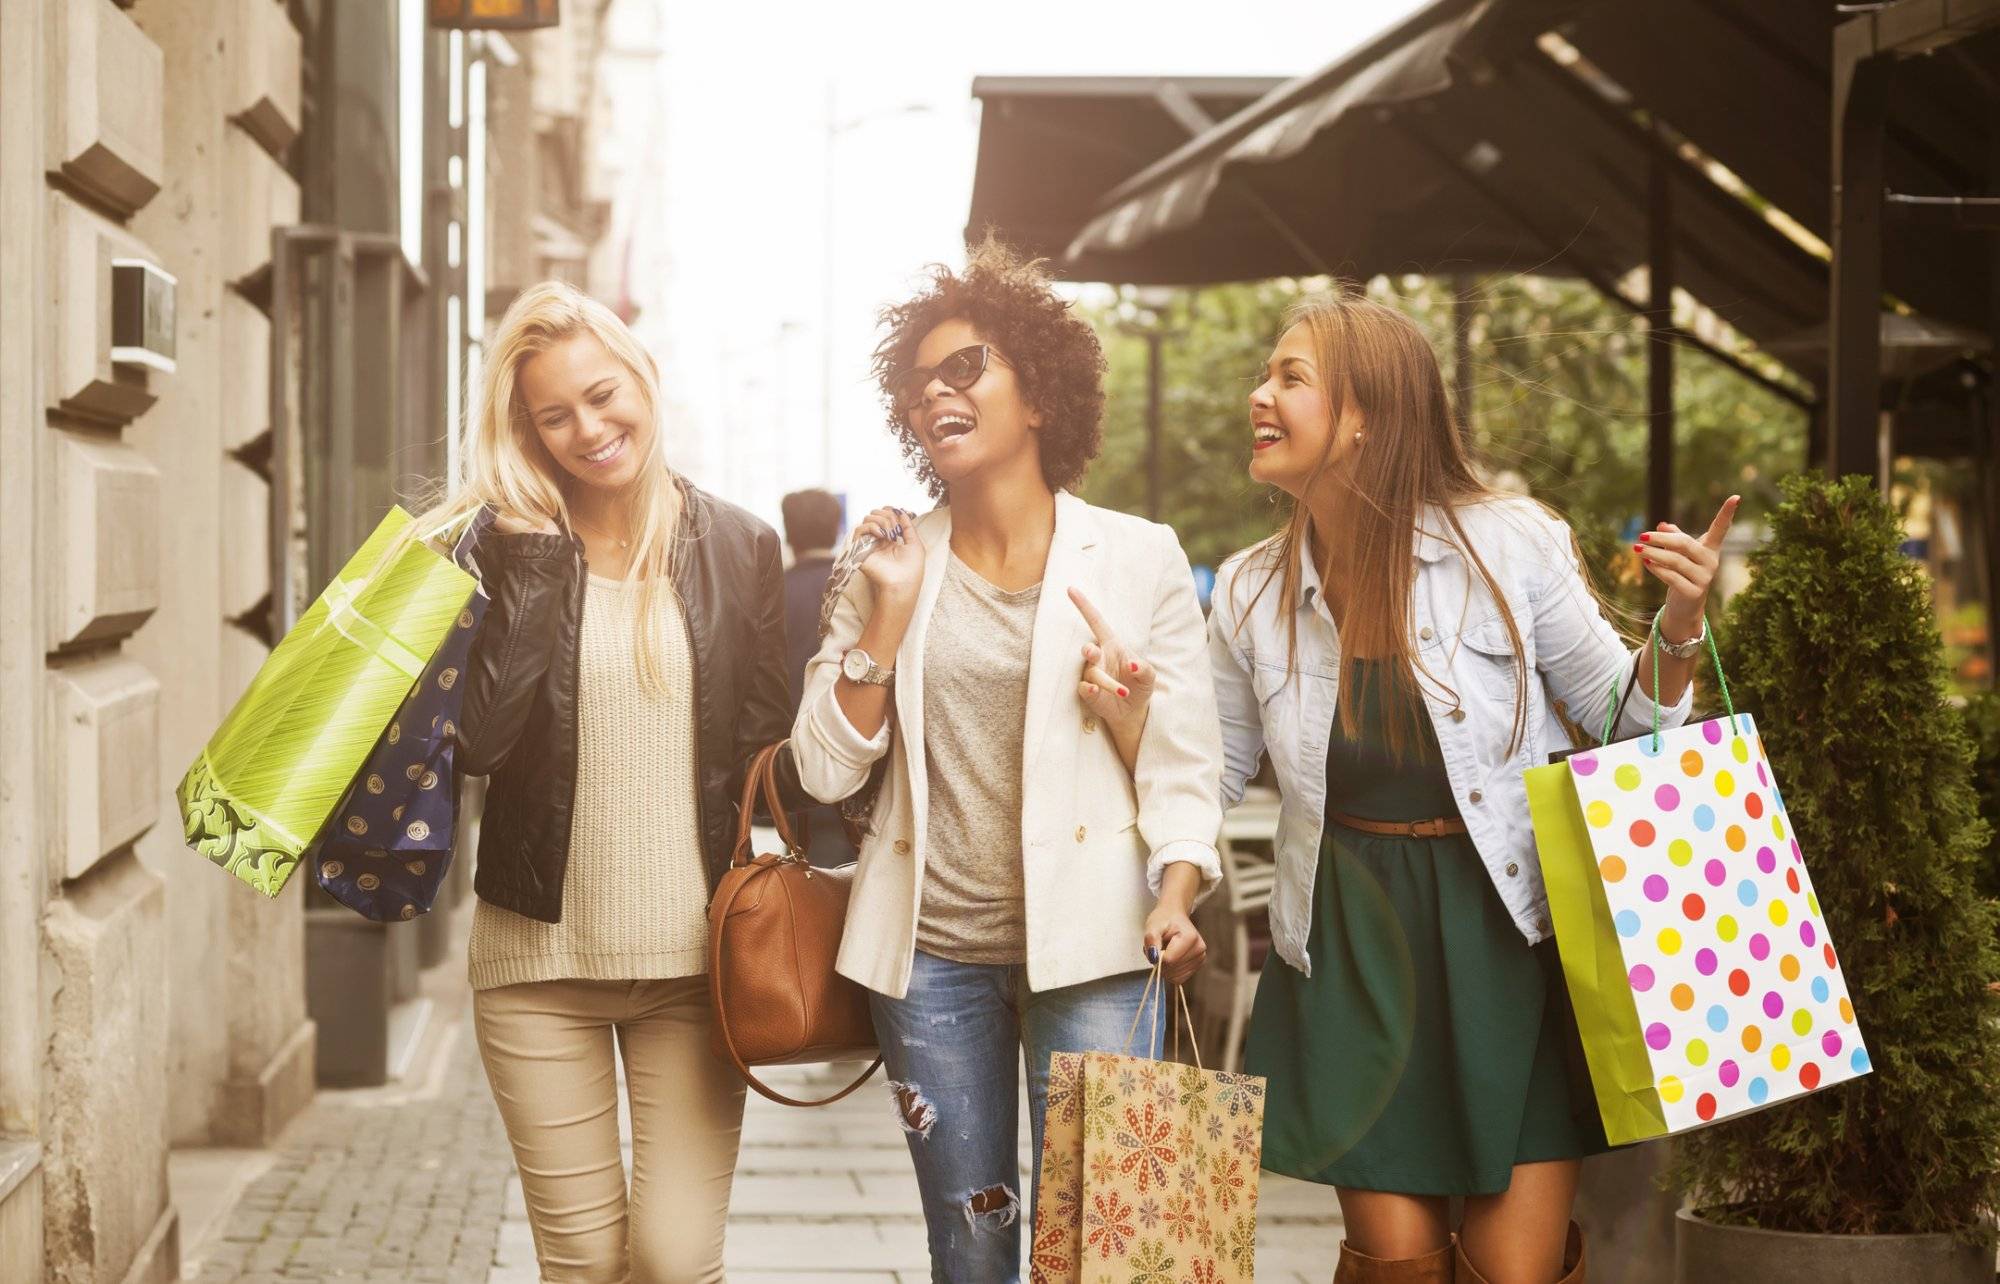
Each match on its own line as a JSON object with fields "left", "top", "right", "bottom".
{"left": 706, "top": 741, "right": 882, "bottom": 1107}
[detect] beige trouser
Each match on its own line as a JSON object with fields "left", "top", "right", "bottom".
{"left": 473, "top": 976, "right": 746, "bottom": 1284}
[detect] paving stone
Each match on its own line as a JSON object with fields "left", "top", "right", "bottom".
{"left": 182, "top": 940, "right": 1345, "bottom": 1283}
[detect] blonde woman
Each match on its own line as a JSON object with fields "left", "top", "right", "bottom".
{"left": 424, "top": 282, "right": 798, "bottom": 1283}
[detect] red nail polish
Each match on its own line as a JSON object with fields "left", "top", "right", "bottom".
{"left": 1129, "top": 661, "right": 1140, "bottom": 674}
{"left": 1117, "top": 687, "right": 1129, "bottom": 698}
{"left": 1639, "top": 533, "right": 1652, "bottom": 543}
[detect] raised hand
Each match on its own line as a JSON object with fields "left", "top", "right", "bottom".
{"left": 1068, "top": 587, "right": 1155, "bottom": 771}
{"left": 1639, "top": 495, "right": 1740, "bottom": 637}
{"left": 850, "top": 506, "right": 925, "bottom": 601}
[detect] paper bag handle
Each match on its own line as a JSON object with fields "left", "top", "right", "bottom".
{"left": 1600, "top": 612, "right": 1735, "bottom": 752}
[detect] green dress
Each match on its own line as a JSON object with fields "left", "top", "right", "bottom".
{"left": 1244, "top": 659, "right": 1607, "bottom": 1195}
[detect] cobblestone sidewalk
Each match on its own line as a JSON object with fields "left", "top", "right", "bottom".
{"left": 181, "top": 933, "right": 1343, "bottom": 1283}
{"left": 184, "top": 1014, "right": 513, "bottom": 1284}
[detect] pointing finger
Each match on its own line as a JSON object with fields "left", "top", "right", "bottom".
{"left": 1702, "top": 495, "right": 1741, "bottom": 550}
{"left": 1068, "top": 586, "right": 1117, "bottom": 646}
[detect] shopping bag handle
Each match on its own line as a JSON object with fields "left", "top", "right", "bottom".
{"left": 1119, "top": 959, "right": 1206, "bottom": 1070}
{"left": 1599, "top": 612, "right": 1735, "bottom": 752}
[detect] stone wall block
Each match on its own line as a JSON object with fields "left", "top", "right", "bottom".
{"left": 219, "top": 460, "right": 269, "bottom": 622}
{"left": 219, "top": 290, "right": 271, "bottom": 453}
{"left": 47, "top": 0, "right": 164, "bottom": 216}
{"left": 40, "top": 851, "right": 172, "bottom": 1284}
{"left": 0, "top": 1145, "right": 42, "bottom": 1284}
{"left": 46, "top": 430, "right": 160, "bottom": 650}
{"left": 48, "top": 194, "right": 163, "bottom": 422}
{"left": 225, "top": 0, "right": 301, "bottom": 159}
{"left": 221, "top": 126, "right": 297, "bottom": 289}
{"left": 47, "top": 656, "right": 161, "bottom": 884}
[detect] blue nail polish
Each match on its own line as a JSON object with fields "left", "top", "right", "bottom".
{"left": 1145, "top": 946, "right": 1160, "bottom": 964}
{"left": 892, "top": 525, "right": 904, "bottom": 539}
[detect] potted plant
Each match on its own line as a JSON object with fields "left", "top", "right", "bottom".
{"left": 1668, "top": 474, "right": 2000, "bottom": 1281}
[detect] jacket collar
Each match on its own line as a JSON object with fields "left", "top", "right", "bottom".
{"left": 1294, "top": 504, "right": 1457, "bottom": 610}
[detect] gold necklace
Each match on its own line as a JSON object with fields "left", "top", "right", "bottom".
{"left": 572, "top": 515, "right": 631, "bottom": 549}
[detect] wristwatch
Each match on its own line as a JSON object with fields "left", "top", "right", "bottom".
{"left": 1653, "top": 610, "right": 1708, "bottom": 660}
{"left": 841, "top": 647, "right": 894, "bottom": 687}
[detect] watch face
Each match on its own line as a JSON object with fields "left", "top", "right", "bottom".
{"left": 842, "top": 649, "right": 868, "bottom": 681}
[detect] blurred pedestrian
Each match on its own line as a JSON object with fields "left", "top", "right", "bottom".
{"left": 788, "top": 240, "right": 1225, "bottom": 1281}
{"left": 780, "top": 488, "right": 858, "bottom": 867}
{"left": 418, "top": 280, "right": 806, "bottom": 1284}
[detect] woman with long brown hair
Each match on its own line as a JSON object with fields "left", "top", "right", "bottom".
{"left": 1146, "top": 287, "right": 1734, "bottom": 1282}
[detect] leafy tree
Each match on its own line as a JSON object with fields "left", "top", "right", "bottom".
{"left": 1077, "top": 274, "right": 1808, "bottom": 614}
{"left": 1665, "top": 473, "right": 2000, "bottom": 1236}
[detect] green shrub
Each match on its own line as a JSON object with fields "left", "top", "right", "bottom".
{"left": 1963, "top": 691, "right": 2000, "bottom": 910}
{"left": 1665, "top": 473, "right": 2000, "bottom": 1237}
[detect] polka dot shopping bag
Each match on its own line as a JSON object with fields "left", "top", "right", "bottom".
{"left": 1522, "top": 621, "right": 1870, "bottom": 1145}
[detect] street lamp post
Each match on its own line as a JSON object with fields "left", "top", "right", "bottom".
{"left": 1118, "top": 287, "right": 1183, "bottom": 522}
{"left": 820, "top": 88, "right": 934, "bottom": 485}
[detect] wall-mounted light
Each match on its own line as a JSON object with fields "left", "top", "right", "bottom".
{"left": 429, "top": 0, "right": 558, "bottom": 30}
{"left": 111, "top": 258, "right": 176, "bottom": 375}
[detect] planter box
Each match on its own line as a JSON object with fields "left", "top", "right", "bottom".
{"left": 1676, "top": 1208, "right": 1993, "bottom": 1284}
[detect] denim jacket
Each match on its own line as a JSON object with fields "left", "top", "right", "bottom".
{"left": 1206, "top": 497, "right": 1692, "bottom": 976}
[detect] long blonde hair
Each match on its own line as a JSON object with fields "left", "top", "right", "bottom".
{"left": 1231, "top": 287, "right": 1531, "bottom": 759}
{"left": 414, "top": 280, "right": 686, "bottom": 695}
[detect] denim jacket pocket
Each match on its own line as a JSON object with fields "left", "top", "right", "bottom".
{"left": 1455, "top": 615, "right": 1527, "bottom": 703}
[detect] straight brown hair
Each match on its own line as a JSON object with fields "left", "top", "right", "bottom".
{"left": 1230, "top": 287, "right": 1533, "bottom": 760}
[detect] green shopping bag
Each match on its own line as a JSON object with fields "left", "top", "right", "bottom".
{"left": 1526, "top": 759, "right": 1670, "bottom": 1144}
{"left": 179, "top": 507, "right": 476, "bottom": 896}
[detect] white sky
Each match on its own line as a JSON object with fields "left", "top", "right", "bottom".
{"left": 609, "top": 0, "right": 1432, "bottom": 533}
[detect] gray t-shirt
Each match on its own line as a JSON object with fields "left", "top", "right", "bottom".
{"left": 917, "top": 551, "right": 1041, "bottom": 964}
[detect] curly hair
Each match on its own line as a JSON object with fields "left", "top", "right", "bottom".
{"left": 871, "top": 238, "right": 1107, "bottom": 501}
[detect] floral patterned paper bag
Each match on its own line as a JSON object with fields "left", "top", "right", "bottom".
{"left": 1032, "top": 971, "right": 1266, "bottom": 1284}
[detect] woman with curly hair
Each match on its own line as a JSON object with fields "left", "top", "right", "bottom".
{"left": 789, "top": 240, "right": 1226, "bottom": 1281}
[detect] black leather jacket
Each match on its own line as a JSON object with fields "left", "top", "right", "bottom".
{"left": 455, "top": 482, "right": 804, "bottom": 923}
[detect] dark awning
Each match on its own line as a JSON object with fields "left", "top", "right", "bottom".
{"left": 965, "top": 76, "right": 1282, "bottom": 268}
{"left": 1061, "top": 0, "right": 1999, "bottom": 346}
{"left": 1062, "top": 0, "right": 1831, "bottom": 359}
{"left": 1556, "top": 0, "right": 1999, "bottom": 334}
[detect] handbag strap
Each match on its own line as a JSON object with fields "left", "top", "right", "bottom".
{"left": 732, "top": 742, "right": 802, "bottom": 868}
{"left": 707, "top": 859, "right": 883, "bottom": 1108}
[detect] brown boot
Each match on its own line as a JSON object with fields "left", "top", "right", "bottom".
{"left": 1333, "top": 1237, "right": 1455, "bottom": 1283}
{"left": 1453, "top": 1222, "right": 1584, "bottom": 1283}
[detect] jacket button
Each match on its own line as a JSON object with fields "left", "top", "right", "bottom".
{"left": 1083, "top": 717, "right": 1098, "bottom": 734}
{"left": 1535, "top": 917, "right": 1550, "bottom": 934}
{"left": 1469, "top": 789, "right": 1483, "bottom": 804}
{"left": 1075, "top": 825, "right": 1087, "bottom": 843}
{"left": 893, "top": 839, "right": 910, "bottom": 855}
{"left": 1450, "top": 708, "right": 1467, "bottom": 723}
{"left": 1419, "top": 627, "right": 1434, "bottom": 641}
{"left": 1506, "top": 862, "right": 1520, "bottom": 877}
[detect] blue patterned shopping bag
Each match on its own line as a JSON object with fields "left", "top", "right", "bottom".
{"left": 312, "top": 517, "right": 490, "bottom": 921}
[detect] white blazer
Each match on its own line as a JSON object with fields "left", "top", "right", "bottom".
{"left": 791, "top": 491, "right": 1225, "bottom": 999}
{"left": 1207, "top": 496, "right": 1692, "bottom": 976}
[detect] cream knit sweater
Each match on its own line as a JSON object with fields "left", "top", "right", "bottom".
{"left": 467, "top": 574, "right": 708, "bottom": 990}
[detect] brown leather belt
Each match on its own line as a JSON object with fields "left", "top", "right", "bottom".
{"left": 1327, "top": 810, "right": 1468, "bottom": 839}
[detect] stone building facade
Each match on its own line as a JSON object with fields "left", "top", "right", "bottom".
{"left": 0, "top": 4, "right": 631, "bottom": 1279}
{"left": 2, "top": 3, "right": 314, "bottom": 1280}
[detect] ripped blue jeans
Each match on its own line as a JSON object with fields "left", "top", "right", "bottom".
{"left": 869, "top": 950, "right": 1162, "bottom": 1284}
